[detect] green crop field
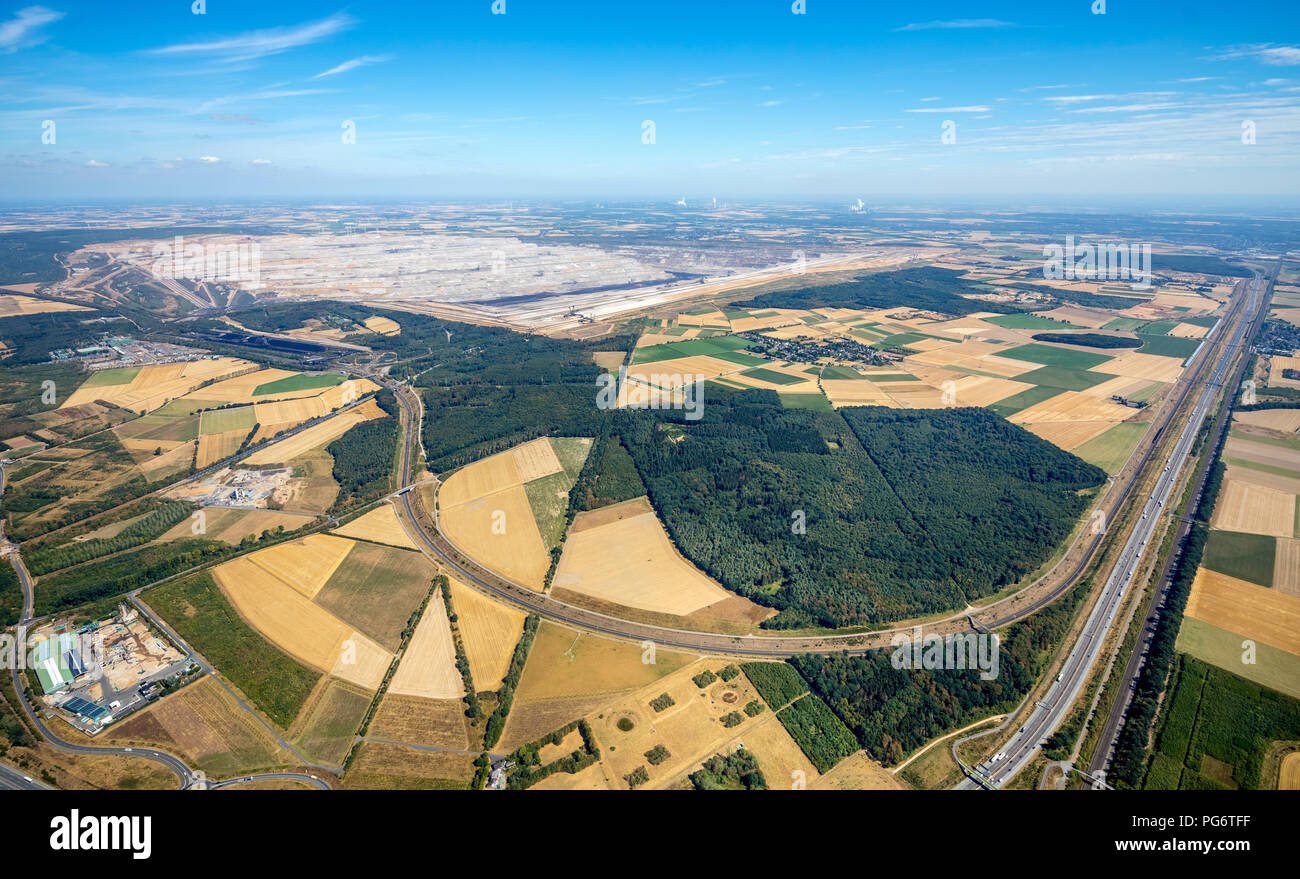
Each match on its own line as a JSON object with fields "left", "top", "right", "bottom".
{"left": 739, "top": 367, "right": 805, "bottom": 386}
{"left": 1073, "top": 421, "right": 1148, "bottom": 473}
{"left": 1136, "top": 334, "right": 1200, "bottom": 359}
{"left": 864, "top": 372, "right": 919, "bottom": 382}
{"left": 819, "top": 365, "right": 865, "bottom": 380}
{"left": 548, "top": 436, "right": 592, "bottom": 480}
{"left": 775, "top": 694, "right": 860, "bottom": 773}
{"left": 986, "top": 385, "right": 1063, "bottom": 417}
{"left": 779, "top": 393, "right": 833, "bottom": 411}
{"left": 1139, "top": 319, "right": 1179, "bottom": 335}
{"left": 1015, "top": 365, "right": 1117, "bottom": 391}
{"left": 1175, "top": 617, "right": 1300, "bottom": 699}
{"left": 1202, "top": 530, "right": 1276, "bottom": 588}
{"left": 146, "top": 572, "right": 320, "bottom": 728}
{"left": 1102, "top": 317, "right": 1147, "bottom": 332}
{"left": 199, "top": 406, "right": 256, "bottom": 435}
{"left": 314, "top": 542, "right": 433, "bottom": 650}
{"left": 1000, "top": 343, "right": 1113, "bottom": 370}
{"left": 983, "top": 313, "right": 1084, "bottom": 331}
{"left": 292, "top": 678, "right": 374, "bottom": 765}
{"left": 630, "top": 335, "right": 756, "bottom": 364}
{"left": 525, "top": 470, "right": 574, "bottom": 549}
{"left": 252, "top": 372, "right": 344, "bottom": 396}
{"left": 78, "top": 367, "right": 141, "bottom": 388}
{"left": 1144, "top": 655, "right": 1300, "bottom": 789}
{"left": 741, "top": 661, "right": 809, "bottom": 709}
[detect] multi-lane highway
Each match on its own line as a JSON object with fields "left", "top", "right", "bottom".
{"left": 955, "top": 268, "right": 1268, "bottom": 790}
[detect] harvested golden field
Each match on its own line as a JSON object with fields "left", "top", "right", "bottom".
{"left": 822, "top": 379, "right": 895, "bottom": 407}
{"left": 1210, "top": 479, "right": 1296, "bottom": 538}
{"left": 439, "top": 445, "right": 523, "bottom": 507}
{"left": 0, "top": 293, "right": 91, "bottom": 315}
{"left": 1169, "top": 322, "right": 1210, "bottom": 339}
{"left": 530, "top": 761, "right": 612, "bottom": 789}
{"left": 105, "top": 676, "right": 291, "bottom": 776}
{"left": 187, "top": 368, "right": 300, "bottom": 404}
{"left": 1023, "top": 419, "right": 1118, "bottom": 451}
{"left": 946, "top": 374, "right": 1034, "bottom": 407}
{"left": 677, "top": 310, "right": 728, "bottom": 326}
{"left": 810, "top": 752, "right": 910, "bottom": 790}
{"left": 1010, "top": 391, "right": 1133, "bottom": 424}
{"left": 1269, "top": 355, "right": 1300, "bottom": 388}
{"left": 1275, "top": 539, "right": 1300, "bottom": 597}
{"left": 512, "top": 437, "right": 563, "bottom": 483}
{"left": 386, "top": 593, "right": 463, "bottom": 700}
{"left": 448, "top": 578, "right": 526, "bottom": 691}
{"left": 501, "top": 623, "right": 693, "bottom": 751}
{"left": 213, "top": 556, "right": 392, "bottom": 690}
{"left": 441, "top": 484, "right": 550, "bottom": 589}
{"left": 343, "top": 742, "right": 473, "bottom": 789}
{"left": 136, "top": 440, "right": 196, "bottom": 480}
{"left": 552, "top": 501, "right": 733, "bottom": 616}
{"left": 1280, "top": 753, "right": 1300, "bottom": 790}
{"left": 1185, "top": 567, "right": 1300, "bottom": 655}
{"left": 1235, "top": 409, "right": 1300, "bottom": 433}
{"left": 64, "top": 358, "right": 252, "bottom": 412}
{"left": 156, "top": 507, "right": 308, "bottom": 543}
{"left": 332, "top": 503, "right": 420, "bottom": 550}
{"left": 735, "top": 712, "right": 820, "bottom": 790}
{"left": 243, "top": 399, "right": 386, "bottom": 465}
{"left": 591, "top": 660, "right": 765, "bottom": 790}
{"left": 363, "top": 315, "right": 400, "bottom": 336}
{"left": 368, "top": 695, "right": 469, "bottom": 750}
{"left": 1223, "top": 463, "right": 1300, "bottom": 496}
{"left": 246, "top": 534, "right": 356, "bottom": 599}
{"left": 592, "top": 351, "right": 625, "bottom": 369}
{"left": 1080, "top": 375, "right": 1157, "bottom": 400}
{"left": 195, "top": 428, "right": 247, "bottom": 469}
{"left": 1093, "top": 352, "right": 1186, "bottom": 383}
{"left": 251, "top": 397, "right": 326, "bottom": 438}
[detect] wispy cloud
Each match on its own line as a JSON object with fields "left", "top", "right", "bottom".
{"left": 894, "top": 19, "right": 1016, "bottom": 32}
{"left": 313, "top": 54, "right": 391, "bottom": 79}
{"left": 1209, "top": 44, "right": 1300, "bottom": 66}
{"left": 905, "top": 105, "right": 990, "bottom": 113}
{"left": 149, "top": 12, "right": 355, "bottom": 63}
{"left": 0, "top": 5, "right": 63, "bottom": 52}
{"left": 84, "top": 159, "right": 108, "bottom": 167}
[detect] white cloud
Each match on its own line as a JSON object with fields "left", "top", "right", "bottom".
{"left": 0, "top": 5, "right": 63, "bottom": 53}
{"left": 199, "top": 155, "right": 220, "bottom": 163}
{"left": 149, "top": 13, "right": 355, "bottom": 63}
{"left": 1209, "top": 44, "right": 1300, "bottom": 66}
{"left": 84, "top": 159, "right": 108, "bottom": 167}
{"left": 313, "top": 54, "right": 391, "bottom": 79}
{"left": 894, "top": 19, "right": 1016, "bottom": 32}
{"left": 905, "top": 105, "right": 989, "bottom": 113}
{"left": 251, "top": 158, "right": 272, "bottom": 164}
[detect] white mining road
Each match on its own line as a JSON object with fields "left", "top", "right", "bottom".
{"left": 955, "top": 269, "right": 1265, "bottom": 790}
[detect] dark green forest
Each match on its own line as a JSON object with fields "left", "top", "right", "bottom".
{"left": 618, "top": 392, "right": 1104, "bottom": 627}
{"left": 733, "top": 266, "right": 1018, "bottom": 317}
{"left": 326, "top": 390, "right": 401, "bottom": 510}
{"left": 790, "top": 573, "right": 1088, "bottom": 766}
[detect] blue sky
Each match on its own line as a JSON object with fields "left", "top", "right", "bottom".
{"left": 2, "top": 0, "right": 1298, "bottom": 203}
